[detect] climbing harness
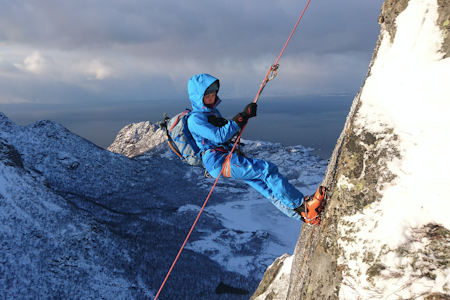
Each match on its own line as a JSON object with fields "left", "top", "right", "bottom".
{"left": 154, "top": 1, "right": 312, "bottom": 299}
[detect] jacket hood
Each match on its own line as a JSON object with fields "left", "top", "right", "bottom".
{"left": 187, "top": 73, "right": 221, "bottom": 112}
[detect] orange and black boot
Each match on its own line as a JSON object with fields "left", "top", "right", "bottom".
{"left": 295, "top": 186, "right": 327, "bottom": 226}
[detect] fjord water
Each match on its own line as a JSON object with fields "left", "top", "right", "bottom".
{"left": 2, "top": 95, "right": 353, "bottom": 159}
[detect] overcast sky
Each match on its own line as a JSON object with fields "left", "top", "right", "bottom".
{"left": 0, "top": 0, "right": 385, "bottom": 105}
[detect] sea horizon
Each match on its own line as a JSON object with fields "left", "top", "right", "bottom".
{"left": 1, "top": 94, "right": 354, "bottom": 159}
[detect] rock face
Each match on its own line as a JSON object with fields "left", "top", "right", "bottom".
{"left": 380, "top": 0, "right": 450, "bottom": 57}
{"left": 252, "top": 0, "right": 450, "bottom": 299}
{"left": 437, "top": 0, "right": 450, "bottom": 57}
{"left": 107, "top": 121, "right": 165, "bottom": 158}
{"left": 0, "top": 139, "right": 23, "bottom": 168}
{"left": 251, "top": 254, "right": 294, "bottom": 300}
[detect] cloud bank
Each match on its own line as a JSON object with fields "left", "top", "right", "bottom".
{"left": 0, "top": 0, "right": 384, "bottom": 103}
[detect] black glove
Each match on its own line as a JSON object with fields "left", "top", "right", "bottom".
{"left": 207, "top": 115, "right": 229, "bottom": 127}
{"left": 243, "top": 103, "right": 257, "bottom": 118}
{"left": 232, "top": 103, "right": 257, "bottom": 129}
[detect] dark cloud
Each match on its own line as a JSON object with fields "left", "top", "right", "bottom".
{"left": 0, "top": 0, "right": 385, "bottom": 104}
{"left": 0, "top": 0, "right": 383, "bottom": 56}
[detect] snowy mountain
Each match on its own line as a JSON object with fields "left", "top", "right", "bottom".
{"left": 253, "top": 1, "right": 450, "bottom": 299}
{"left": 107, "top": 121, "right": 166, "bottom": 158}
{"left": 0, "top": 111, "right": 326, "bottom": 299}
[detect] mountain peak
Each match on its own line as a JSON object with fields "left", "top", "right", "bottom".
{"left": 107, "top": 121, "right": 165, "bottom": 157}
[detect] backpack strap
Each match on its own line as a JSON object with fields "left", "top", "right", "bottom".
{"left": 170, "top": 110, "right": 191, "bottom": 133}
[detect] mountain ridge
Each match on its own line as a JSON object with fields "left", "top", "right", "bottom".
{"left": 0, "top": 111, "right": 326, "bottom": 299}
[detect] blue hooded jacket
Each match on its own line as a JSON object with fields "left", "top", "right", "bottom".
{"left": 187, "top": 74, "right": 241, "bottom": 153}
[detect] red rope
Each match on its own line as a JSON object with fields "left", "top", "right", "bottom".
{"left": 153, "top": 168, "right": 225, "bottom": 300}
{"left": 154, "top": 1, "right": 311, "bottom": 298}
{"left": 274, "top": 0, "right": 311, "bottom": 67}
{"left": 253, "top": 0, "right": 312, "bottom": 105}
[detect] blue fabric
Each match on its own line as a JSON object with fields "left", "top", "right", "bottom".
{"left": 187, "top": 73, "right": 304, "bottom": 221}
{"left": 187, "top": 74, "right": 241, "bottom": 153}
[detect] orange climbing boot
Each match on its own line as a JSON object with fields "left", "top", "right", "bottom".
{"left": 296, "top": 186, "right": 327, "bottom": 226}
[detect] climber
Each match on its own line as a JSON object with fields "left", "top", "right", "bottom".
{"left": 187, "top": 73, "right": 326, "bottom": 223}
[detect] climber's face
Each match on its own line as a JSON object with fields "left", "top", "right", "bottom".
{"left": 203, "top": 91, "right": 216, "bottom": 106}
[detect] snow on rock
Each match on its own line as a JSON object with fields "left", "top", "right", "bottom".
{"left": 251, "top": 254, "right": 294, "bottom": 300}
{"left": 107, "top": 121, "right": 165, "bottom": 158}
{"left": 254, "top": 1, "right": 450, "bottom": 299}
{"left": 0, "top": 137, "right": 141, "bottom": 299}
{"left": 337, "top": 0, "right": 450, "bottom": 299}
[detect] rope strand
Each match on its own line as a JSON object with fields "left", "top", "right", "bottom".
{"left": 253, "top": 0, "right": 311, "bottom": 104}
{"left": 153, "top": 168, "right": 225, "bottom": 300}
{"left": 154, "top": 1, "right": 311, "bottom": 298}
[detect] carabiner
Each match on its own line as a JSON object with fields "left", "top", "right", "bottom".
{"left": 267, "top": 64, "right": 279, "bottom": 81}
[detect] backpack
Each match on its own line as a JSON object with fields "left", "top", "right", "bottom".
{"left": 160, "top": 109, "right": 203, "bottom": 167}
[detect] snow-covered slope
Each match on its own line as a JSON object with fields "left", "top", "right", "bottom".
{"left": 0, "top": 111, "right": 326, "bottom": 299}
{"left": 0, "top": 137, "right": 140, "bottom": 299}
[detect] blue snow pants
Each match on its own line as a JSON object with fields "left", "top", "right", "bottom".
{"left": 202, "top": 149, "right": 304, "bottom": 220}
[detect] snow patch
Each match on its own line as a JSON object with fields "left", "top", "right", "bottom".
{"left": 338, "top": 0, "right": 450, "bottom": 298}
